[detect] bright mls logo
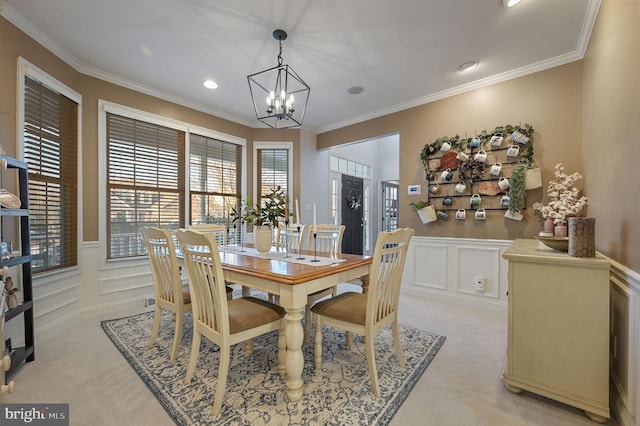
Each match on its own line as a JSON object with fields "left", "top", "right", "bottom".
{"left": 1, "top": 404, "right": 68, "bottom": 425}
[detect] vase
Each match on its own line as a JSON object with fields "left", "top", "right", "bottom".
{"left": 554, "top": 224, "right": 568, "bottom": 237}
{"left": 544, "top": 218, "right": 555, "bottom": 234}
{"left": 568, "top": 217, "right": 596, "bottom": 257}
{"left": 254, "top": 225, "right": 273, "bottom": 253}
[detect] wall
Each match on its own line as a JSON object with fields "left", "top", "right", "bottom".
{"left": 581, "top": 2, "right": 640, "bottom": 425}
{"left": 317, "top": 62, "right": 584, "bottom": 243}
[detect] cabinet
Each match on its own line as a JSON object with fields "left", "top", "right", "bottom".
{"left": 0, "top": 155, "right": 34, "bottom": 377}
{"left": 502, "top": 239, "right": 610, "bottom": 422}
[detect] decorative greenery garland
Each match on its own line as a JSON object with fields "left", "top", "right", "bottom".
{"left": 420, "top": 123, "right": 535, "bottom": 176}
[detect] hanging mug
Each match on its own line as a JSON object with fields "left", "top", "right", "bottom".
{"left": 475, "top": 208, "right": 486, "bottom": 220}
{"left": 428, "top": 184, "right": 440, "bottom": 194}
{"left": 455, "top": 181, "right": 467, "bottom": 194}
{"left": 510, "top": 130, "right": 530, "bottom": 145}
{"left": 507, "top": 145, "right": 520, "bottom": 157}
{"left": 490, "top": 132, "right": 504, "bottom": 146}
{"left": 443, "top": 196, "right": 454, "bottom": 206}
{"left": 470, "top": 137, "right": 482, "bottom": 148}
{"left": 490, "top": 162, "right": 502, "bottom": 176}
{"left": 456, "top": 151, "right": 470, "bottom": 162}
{"left": 441, "top": 168, "right": 453, "bottom": 181}
{"left": 474, "top": 150, "right": 487, "bottom": 163}
{"left": 426, "top": 172, "right": 435, "bottom": 181}
{"left": 437, "top": 210, "right": 449, "bottom": 220}
{"left": 440, "top": 141, "right": 452, "bottom": 152}
{"left": 501, "top": 194, "right": 511, "bottom": 207}
{"left": 470, "top": 193, "right": 481, "bottom": 206}
{"left": 498, "top": 177, "right": 510, "bottom": 190}
{"left": 455, "top": 209, "right": 466, "bottom": 220}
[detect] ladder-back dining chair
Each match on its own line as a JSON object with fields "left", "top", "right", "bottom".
{"left": 311, "top": 227, "right": 415, "bottom": 396}
{"left": 275, "top": 223, "right": 306, "bottom": 252}
{"left": 304, "top": 224, "right": 346, "bottom": 344}
{"left": 189, "top": 223, "right": 234, "bottom": 300}
{"left": 142, "top": 227, "right": 192, "bottom": 363}
{"left": 175, "top": 229, "right": 286, "bottom": 416}
{"left": 189, "top": 223, "right": 227, "bottom": 246}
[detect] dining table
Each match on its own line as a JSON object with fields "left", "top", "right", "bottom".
{"left": 180, "top": 243, "right": 372, "bottom": 403}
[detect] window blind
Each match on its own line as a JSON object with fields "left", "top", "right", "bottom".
{"left": 189, "top": 134, "right": 242, "bottom": 226}
{"left": 257, "top": 148, "right": 289, "bottom": 204}
{"left": 23, "top": 76, "right": 78, "bottom": 273}
{"left": 106, "top": 113, "right": 185, "bottom": 258}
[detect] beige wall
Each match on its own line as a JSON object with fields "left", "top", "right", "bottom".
{"left": 582, "top": 0, "right": 640, "bottom": 271}
{"left": 318, "top": 62, "right": 584, "bottom": 242}
{"left": 0, "top": 16, "right": 301, "bottom": 242}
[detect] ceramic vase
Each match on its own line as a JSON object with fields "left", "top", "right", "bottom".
{"left": 568, "top": 217, "right": 596, "bottom": 257}
{"left": 254, "top": 225, "right": 273, "bottom": 253}
{"left": 544, "top": 218, "right": 555, "bottom": 234}
{"left": 554, "top": 224, "right": 568, "bottom": 237}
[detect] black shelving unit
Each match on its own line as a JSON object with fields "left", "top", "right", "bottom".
{"left": 0, "top": 155, "right": 34, "bottom": 376}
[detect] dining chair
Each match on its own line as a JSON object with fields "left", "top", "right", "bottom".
{"left": 189, "top": 223, "right": 234, "bottom": 300}
{"left": 141, "top": 227, "right": 192, "bottom": 363}
{"left": 175, "top": 229, "right": 286, "bottom": 416}
{"left": 189, "top": 223, "right": 227, "bottom": 246}
{"left": 304, "top": 224, "right": 346, "bottom": 344}
{"left": 311, "top": 227, "right": 415, "bottom": 396}
{"left": 275, "top": 223, "right": 306, "bottom": 252}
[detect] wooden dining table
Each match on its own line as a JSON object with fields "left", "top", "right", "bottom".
{"left": 182, "top": 244, "right": 372, "bottom": 402}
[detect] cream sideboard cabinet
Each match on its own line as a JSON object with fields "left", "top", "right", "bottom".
{"left": 502, "top": 239, "right": 610, "bottom": 423}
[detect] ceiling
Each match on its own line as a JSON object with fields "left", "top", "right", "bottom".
{"left": 1, "top": 0, "right": 599, "bottom": 134}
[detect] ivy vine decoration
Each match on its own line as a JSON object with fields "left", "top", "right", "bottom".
{"left": 456, "top": 160, "right": 486, "bottom": 186}
{"left": 346, "top": 189, "right": 361, "bottom": 210}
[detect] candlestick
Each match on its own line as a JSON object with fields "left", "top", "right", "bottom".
{"left": 284, "top": 195, "right": 289, "bottom": 225}
{"left": 295, "top": 198, "right": 300, "bottom": 224}
{"left": 313, "top": 203, "right": 317, "bottom": 230}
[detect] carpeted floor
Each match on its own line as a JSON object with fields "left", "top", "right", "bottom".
{"left": 101, "top": 310, "right": 445, "bottom": 426}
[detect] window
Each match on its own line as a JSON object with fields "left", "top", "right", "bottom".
{"left": 106, "top": 113, "right": 185, "bottom": 259}
{"left": 100, "top": 101, "right": 246, "bottom": 261}
{"left": 22, "top": 73, "right": 79, "bottom": 273}
{"left": 190, "top": 134, "right": 242, "bottom": 226}
{"left": 254, "top": 142, "right": 292, "bottom": 206}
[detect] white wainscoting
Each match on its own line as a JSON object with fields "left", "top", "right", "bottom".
{"left": 402, "top": 236, "right": 512, "bottom": 312}
{"left": 609, "top": 261, "right": 640, "bottom": 426}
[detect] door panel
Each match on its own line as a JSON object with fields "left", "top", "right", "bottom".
{"left": 341, "top": 175, "right": 363, "bottom": 254}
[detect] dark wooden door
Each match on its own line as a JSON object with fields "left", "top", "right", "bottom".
{"left": 341, "top": 175, "right": 363, "bottom": 255}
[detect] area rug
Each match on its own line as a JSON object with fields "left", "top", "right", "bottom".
{"left": 101, "top": 309, "right": 445, "bottom": 426}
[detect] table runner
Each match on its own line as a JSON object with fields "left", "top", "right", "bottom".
{"left": 219, "top": 246, "right": 346, "bottom": 267}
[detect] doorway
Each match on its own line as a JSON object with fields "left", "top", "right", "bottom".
{"left": 382, "top": 181, "right": 399, "bottom": 232}
{"left": 341, "top": 174, "right": 363, "bottom": 255}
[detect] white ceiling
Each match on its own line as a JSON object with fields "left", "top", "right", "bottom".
{"left": 1, "top": 0, "right": 599, "bottom": 134}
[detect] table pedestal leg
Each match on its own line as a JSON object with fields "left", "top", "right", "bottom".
{"left": 285, "top": 307, "right": 304, "bottom": 402}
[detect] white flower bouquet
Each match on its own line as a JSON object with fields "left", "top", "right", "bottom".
{"left": 533, "top": 163, "right": 588, "bottom": 225}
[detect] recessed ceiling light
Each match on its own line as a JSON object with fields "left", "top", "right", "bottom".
{"left": 347, "top": 86, "right": 364, "bottom": 95}
{"left": 203, "top": 80, "right": 218, "bottom": 89}
{"left": 503, "top": 0, "right": 525, "bottom": 7}
{"left": 458, "top": 61, "right": 479, "bottom": 72}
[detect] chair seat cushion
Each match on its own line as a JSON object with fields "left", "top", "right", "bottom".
{"left": 311, "top": 292, "right": 366, "bottom": 325}
{"left": 181, "top": 284, "right": 191, "bottom": 304}
{"left": 228, "top": 297, "right": 285, "bottom": 334}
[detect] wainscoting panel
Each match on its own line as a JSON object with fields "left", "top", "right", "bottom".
{"left": 609, "top": 261, "right": 640, "bottom": 426}
{"left": 411, "top": 243, "right": 447, "bottom": 291}
{"left": 402, "top": 237, "right": 510, "bottom": 311}
{"left": 455, "top": 246, "right": 501, "bottom": 299}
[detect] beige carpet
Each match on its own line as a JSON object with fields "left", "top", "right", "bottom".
{"left": 102, "top": 310, "right": 445, "bottom": 425}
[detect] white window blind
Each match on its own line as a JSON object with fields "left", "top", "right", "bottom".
{"left": 23, "top": 76, "right": 78, "bottom": 273}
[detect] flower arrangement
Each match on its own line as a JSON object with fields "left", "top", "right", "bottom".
{"left": 533, "top": 163, "right": 588, "bottom": 225}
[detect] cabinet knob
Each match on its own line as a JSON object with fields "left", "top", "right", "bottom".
{"left": 1, "top": 381, "right": 15, "bottom": 395}
{"left": 1, "top": 355, "right": 11, "bottom": 372}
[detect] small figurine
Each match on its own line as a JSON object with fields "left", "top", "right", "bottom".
{"left": 4, "top": 277, "right": 21, "bottom": 309}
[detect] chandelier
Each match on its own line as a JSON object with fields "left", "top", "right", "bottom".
{"left": 247, "top": 29, "right": 310, "bottom": 129}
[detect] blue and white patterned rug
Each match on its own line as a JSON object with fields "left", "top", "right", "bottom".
{"left": 102, "top": 309, "right": 445, "bottom": 425}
